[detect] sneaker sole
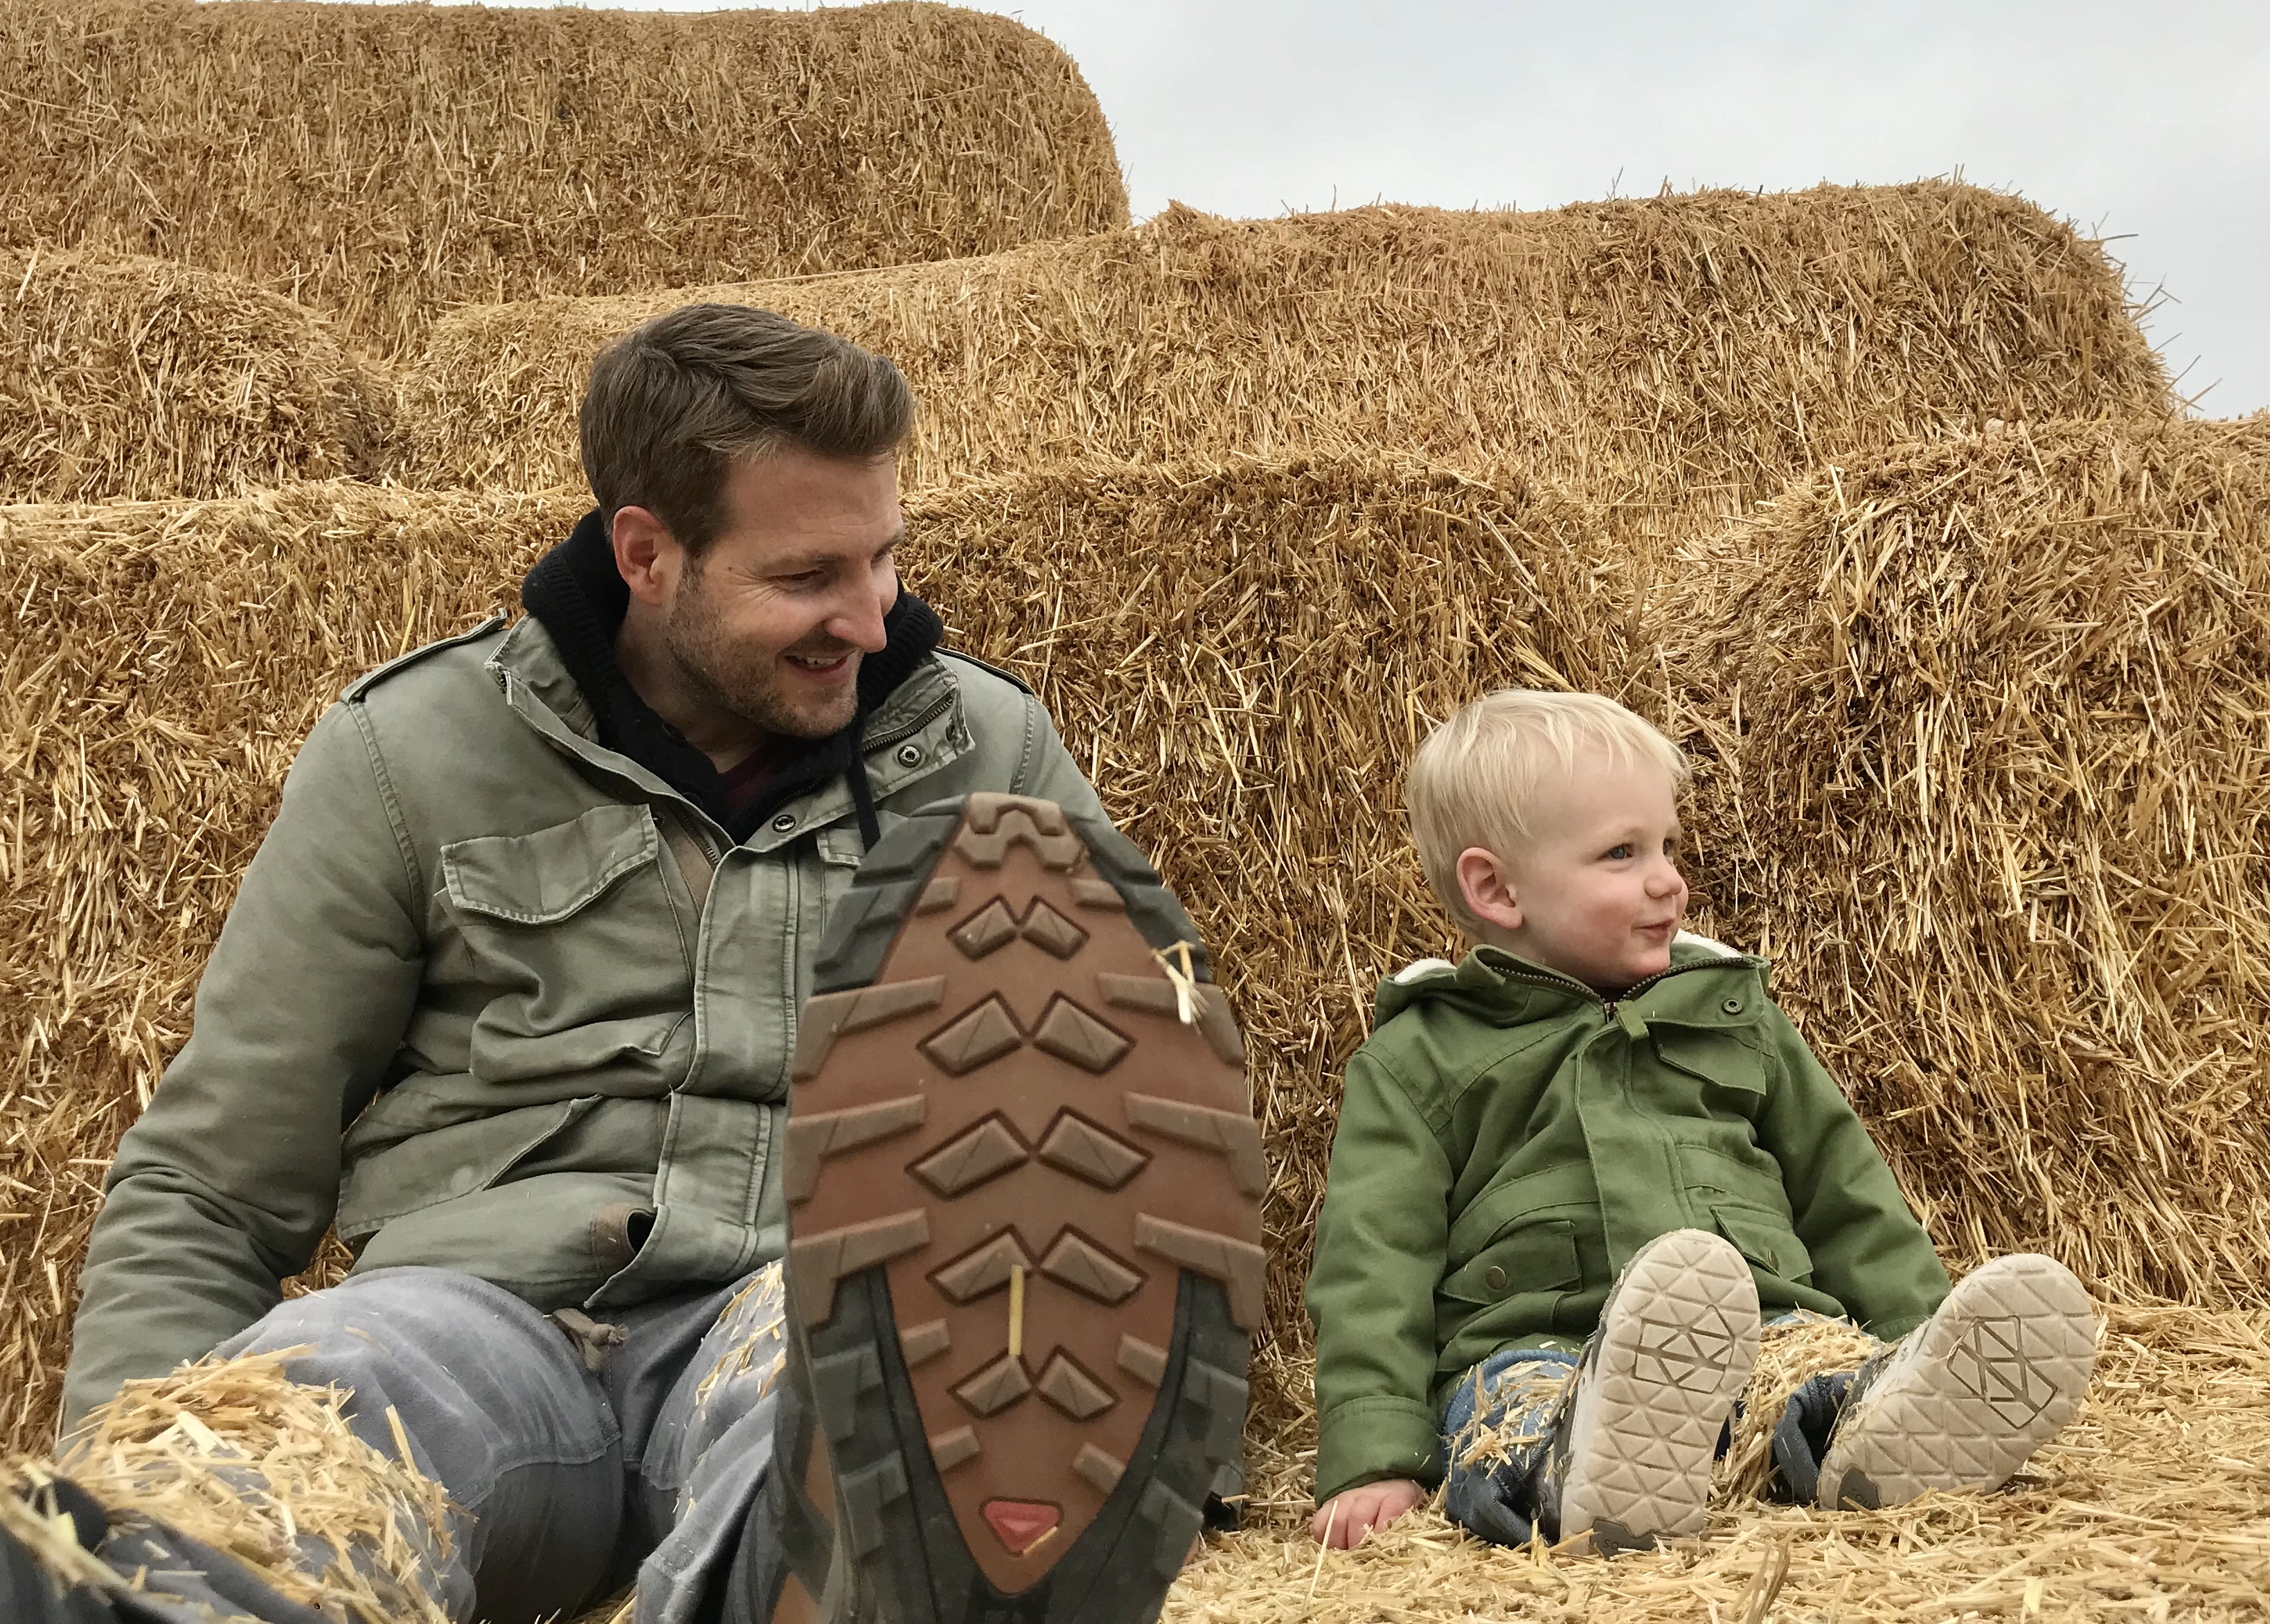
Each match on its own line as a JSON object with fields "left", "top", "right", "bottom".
{"left": 1817, "top": 1253, "right": 2097, "bottom": 1510}
{"left": 776, "top": 793, "right": 1264, "bottom": 1623}
{"left": 1559, "top": 1229, "right": 1760, "bottom": 1554}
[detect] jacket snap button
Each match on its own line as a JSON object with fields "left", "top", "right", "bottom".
{"left": 896, "top": 742, "right": 923, "bottom": 767}
{"left": 1485, "top": 1265, "right": 1508, "bottom": 1292}
{"left": 771, "top": 813, "right": 796, "bottom": 833}
{"left": 1722, "top": 998, "right": 1742, "bottom": 1014}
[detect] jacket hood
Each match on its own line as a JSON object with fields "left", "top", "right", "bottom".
{"left": 521, "top": 506, "right": 943, "bottom": 844}
{"left": 1371, "top": 931, "right": 1753, "bottom": 1026}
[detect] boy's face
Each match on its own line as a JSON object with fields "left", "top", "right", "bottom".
{"left": 1455, "top": 747, "right": 1689, "bottom": 994}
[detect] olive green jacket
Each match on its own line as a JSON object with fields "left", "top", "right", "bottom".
{"left": 1305, "top": 939, "right": 1949, "bottom": 1504}
{"left": 62, "top": 615, "right": 1102, "bottom": 1431}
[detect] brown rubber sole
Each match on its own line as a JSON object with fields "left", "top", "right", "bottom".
{"left": 769, "top": 793, "right": 1263, "bottom": 1623}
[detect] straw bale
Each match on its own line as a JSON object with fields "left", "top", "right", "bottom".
{"left": 1717, "top": 1312, "right": 1884, "bottom": 1501}
{"left": 0, "top": 0, "right": 1127, "bottom": 355}
{"left": 0, "top": 454, "right": 1632, "bottom": 1461}
{"left": 896, "top": 456, "right": 1656, "bottom": 1441}
{"left": 402, "top": 181, "right": 2170, "bottom": 505}
{"left": 55, "top": 1350, "right": 454, "bottom": 1622}
{"left": 17, "top": 427, "right": 2270, "bottom": 1618}
{"left": 0, "top": 249, "right": 390, "bottom": 504}
{"left": 1660, "top": 416, "right": 2270, "bottom": 1309}
{"left": 0, "top": 481, "right": 584, "bottom": 1458}
{"left": 1176, "top": 1305, "right": 2270, "bottom": 1624}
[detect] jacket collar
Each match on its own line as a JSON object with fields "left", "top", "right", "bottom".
{"left": 484, "top": 616, "right": 969, "bottom": 854}
{"left": 1373, "top": 938, "right": 1764, "bottom": 1029}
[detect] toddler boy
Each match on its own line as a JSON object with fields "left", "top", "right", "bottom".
{"left": 1305, "top": 690, "right": 2098, "bottom": 1553}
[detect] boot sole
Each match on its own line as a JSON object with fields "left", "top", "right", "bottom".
{"left": 1559, "top": 1229, "right": 1760, "bottom": 1553}
{"left": 778, "top": 793, "right": 1264, "bottom": 1623}
{"left": 1817, "top": 1253, "right": 2097, "bottom": 1510}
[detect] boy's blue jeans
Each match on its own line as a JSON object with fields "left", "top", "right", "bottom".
{"left": 1437, "top": 1321, "right": 1859, "bottom": 1544}
{"left": 1437, "top": 1347, "right": 1582, "bottom": 1547}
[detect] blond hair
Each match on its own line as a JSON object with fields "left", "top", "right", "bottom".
{"left": 1407, "top": 689, "right": 1690, "bottom": 936}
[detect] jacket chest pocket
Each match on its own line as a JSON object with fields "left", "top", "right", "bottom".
{"left": 814, "top": 823, "right": 873, "bottom": 921}
{"left": 442, "top": 804, "right": 694, "bottom": 1089}
{"left": 1650, "top": 1027, "right": 1771, "bottom": 1118}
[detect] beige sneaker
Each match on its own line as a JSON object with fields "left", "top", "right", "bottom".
{"left": 1816, "top": 1253, "right": 2098, "bottom": 1510}
{"left": 1546, "top": 1229, "right": 1760, "bottom": 1554}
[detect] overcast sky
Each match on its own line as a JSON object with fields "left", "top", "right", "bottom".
{"left": 323, "top": 1, "right": 2269, "bottom": 414}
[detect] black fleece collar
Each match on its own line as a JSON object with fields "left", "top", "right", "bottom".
{"left": 521, "top": 507, "right": 942, "bottom": 844}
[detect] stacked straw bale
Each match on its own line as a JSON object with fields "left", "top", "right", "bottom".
{"left": 0, "top": 481, "right": 582, "bottom": 1455}
{"left": 402, "top": 181, "right": 2171, "bottom": 507}
{"left": 0, "top": 250, "right": 389, "bottom": 504}
{"left": 0, "top": 0, "right": 1127, "bottom": 353}
{"left": 14, "top": 427, "right": 2270, "bottom": 1623}
{"left": 0, "top": 454, "right": 1630, "bottom": 1456}
{"left": 17, "top": 429, "right": 2270, "bottom": 1448}
{"left": 1661, "top": 416, "right": 2270, "bottom": 1308}
{"left": 897, "top": 455, "right": 1652, "bottom": 1445}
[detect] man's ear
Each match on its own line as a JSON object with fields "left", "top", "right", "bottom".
{"left": 1456, "top": 847, "right": 1523, "bottom": 934}
{"left": 610, "top": 505, "right": 681, "bottom": 608}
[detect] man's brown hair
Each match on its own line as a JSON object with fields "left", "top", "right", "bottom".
{"left": 579, "top": 303, "right": 915, "bottom": 551}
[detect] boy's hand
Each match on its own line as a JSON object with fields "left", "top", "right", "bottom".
{"left": 1310, "top": 1478, "right": 1427, "bottom": 1548}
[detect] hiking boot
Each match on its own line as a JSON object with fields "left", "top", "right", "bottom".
{"left": 1538, "top": 1229, "right": 1760, "bottom": 1555}
{"left": 760, "top": 794, "right": 1264, "bottom": 1623}
{"left": 1816, "top": 1253, "right": 2097, "bottom": 1511}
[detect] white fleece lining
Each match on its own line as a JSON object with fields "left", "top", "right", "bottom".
{"left": 1388, "top": 931, "right": 1741, "bottom": 985}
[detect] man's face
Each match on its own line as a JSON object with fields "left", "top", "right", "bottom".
{"left": 661, "top": 447, "right": 903, "bottom": 740}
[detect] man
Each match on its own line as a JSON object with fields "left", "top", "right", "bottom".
{"left": 2, "top": 305, "right": 1262, "bottom": 1624}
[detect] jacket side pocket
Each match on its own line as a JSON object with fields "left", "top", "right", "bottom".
{"left": 1712, "top": 1202, "right": 1816, "bottom": 1285}
{"left": 1438, "top": 1217, "right": 1582, "bottom": 1306}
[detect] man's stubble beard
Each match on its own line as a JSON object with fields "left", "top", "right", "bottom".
{"left": 663, "top": 560, "right": 861, "bottom": 742}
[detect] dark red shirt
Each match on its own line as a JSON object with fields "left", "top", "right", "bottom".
{"left": 719, "top": 738, "right": 793, "bottom": 820}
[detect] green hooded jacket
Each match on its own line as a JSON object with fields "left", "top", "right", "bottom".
{"left": 1305, "top": 937, "right": 1949, "bottom": 1504}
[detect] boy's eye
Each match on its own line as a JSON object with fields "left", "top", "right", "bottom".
{"left": 1604, "top": 844, "right": 1633, "bottom": 860}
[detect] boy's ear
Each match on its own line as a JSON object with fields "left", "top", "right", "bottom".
{"left": 1456, "top": 847, "right": 1523, "bottom": 933}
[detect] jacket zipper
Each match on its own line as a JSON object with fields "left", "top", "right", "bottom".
{"left": 1484, "top": 955, "right": 1747, "bottom": 1020}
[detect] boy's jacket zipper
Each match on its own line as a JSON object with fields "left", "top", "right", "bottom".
{"left": 1483, "top": 954, "right": 1749, "bottom": 1021}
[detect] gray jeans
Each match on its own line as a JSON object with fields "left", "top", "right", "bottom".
{"left": 83, "top": 1263, "right": 786, "bottom": 1624}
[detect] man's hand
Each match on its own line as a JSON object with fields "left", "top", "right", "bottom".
{"left": 1310, "top": 1477, "right": 1427, "bottom": 1548}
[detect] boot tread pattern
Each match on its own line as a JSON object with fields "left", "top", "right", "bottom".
{"left": 785, "top": 792, "right": 1261, "bottom": 1614}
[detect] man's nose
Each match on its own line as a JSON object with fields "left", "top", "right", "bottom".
{"left": 828, "top": 580, "right": 891, "bottom": 654}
